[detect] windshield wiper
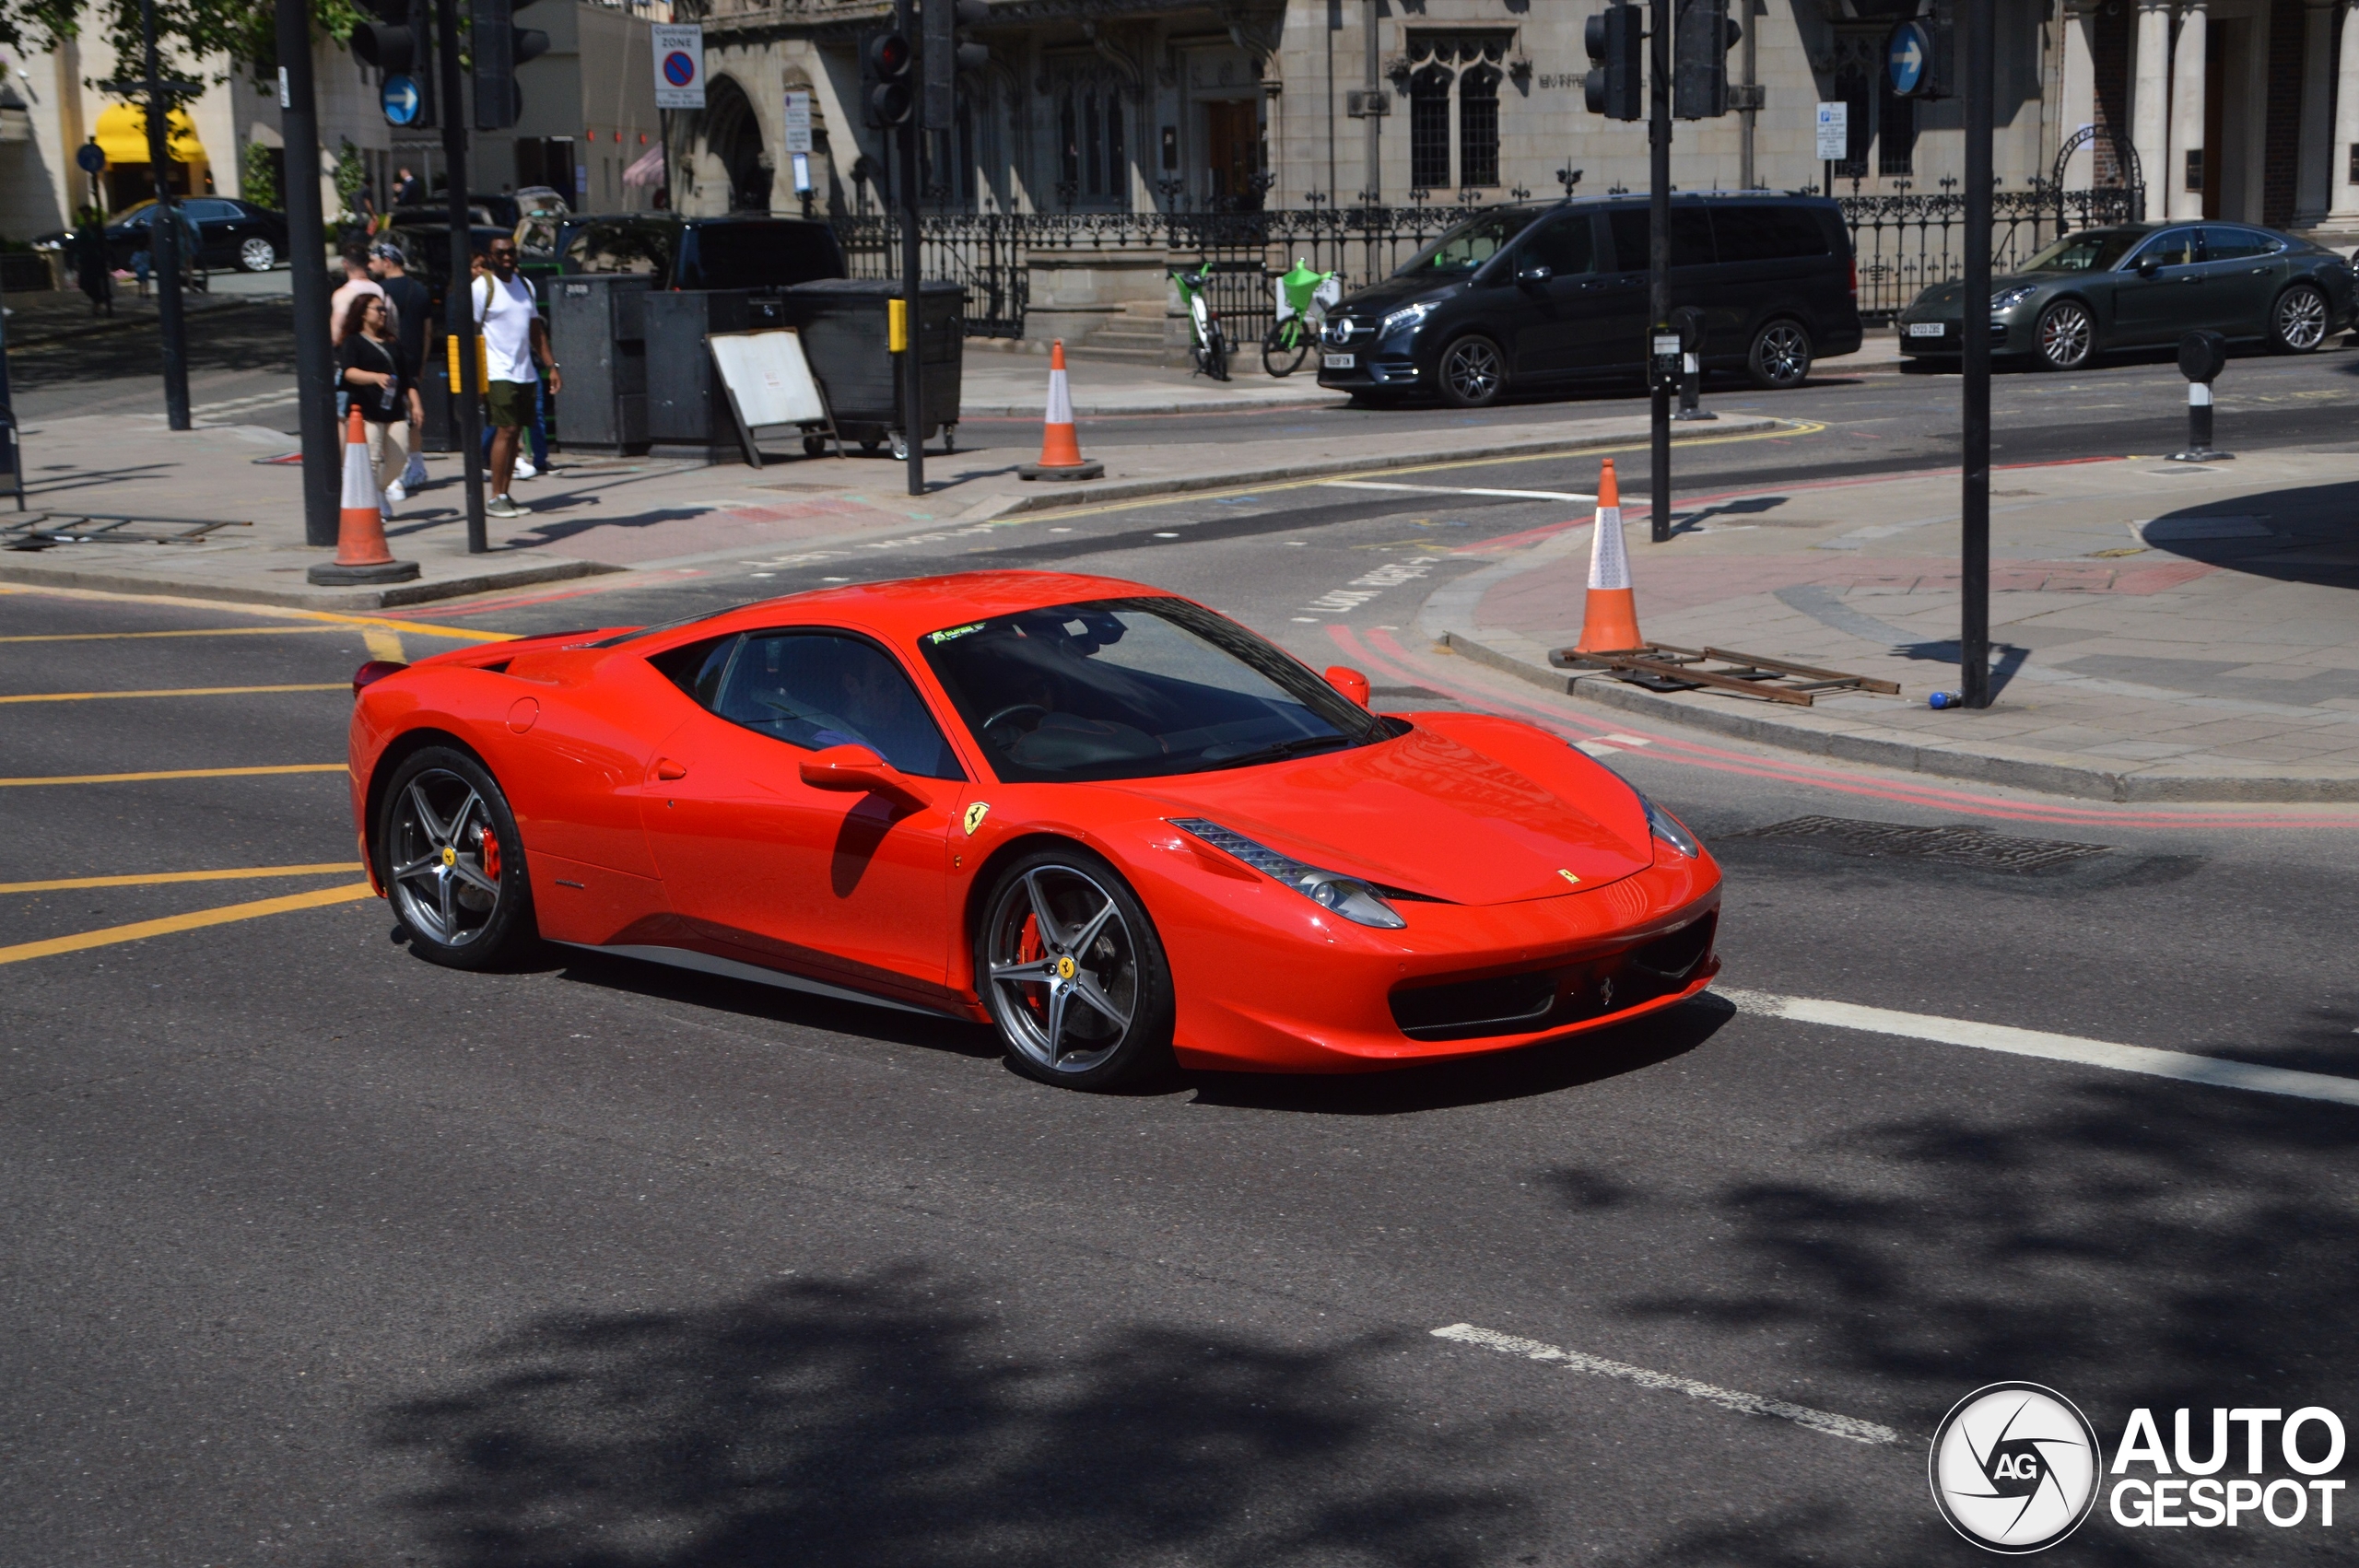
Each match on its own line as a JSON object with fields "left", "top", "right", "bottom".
{"left": 1203, "top": 733, "right": 1358, "bottom": 771}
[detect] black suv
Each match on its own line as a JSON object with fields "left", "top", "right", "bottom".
{"left": 1316, "top": 193, "right": 1861, "bottom": 406}
{"left": 534, "top": 214, "right": 847, "bottom": 291}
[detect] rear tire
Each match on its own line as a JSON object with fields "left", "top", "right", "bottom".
{"left": 1438, "top": 333, "right": 1507, "bottom": 407}
{"left": 1205, "top": 322, "right": 1231, "bottom": 382}
{"left": 378, "top": 746, "right": 536, "bottom": 970}
{"left": 976, "top": 846, "right": 1176, "bottom": 1091}
{"left": 2269, "top": 283, "right": 2329, "bottom": 354}
{"left": 1746, "top": 319, "right": 1813, "bottom": 390}
{"left": 239, "top": 236, "right": 276, "bottom": 272}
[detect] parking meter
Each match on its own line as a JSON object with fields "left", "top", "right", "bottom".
{"left": 2168, "top": 330, "right": 2231, "bottom": 463}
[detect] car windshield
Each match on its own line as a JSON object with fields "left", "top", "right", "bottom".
{"left": 564, "top": 220, "right": 674, "bottom": 278}
{"left": 919, "top": 597, "right": 1391, "bottom": 783}
{"left": 2021, "top": 228, "right": 2143, "bottom": 272}
{"left": 1392, "top": 209, "right": 1544, "bottom": 279}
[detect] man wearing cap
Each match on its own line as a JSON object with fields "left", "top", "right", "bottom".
{"left": 371, "top": 240, "right": 433, "bottom": 499}
{"left": 471, "top": 236, "right": 560, "bottom": 519}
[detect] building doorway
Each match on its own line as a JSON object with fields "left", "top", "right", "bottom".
{"left": 1203, "top": 99, "right": 1260, "bottom": 209}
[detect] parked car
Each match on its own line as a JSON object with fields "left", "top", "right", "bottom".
{"left": 33, "top": 196, "right": 288, "bottom": 274}
{"left": 1895, "top": 222, "right": 2354, "bottom": 370}
{"left": 1315, "top": 193, "right": 1863, "bottom": 406}
{"left": 541, "top": 214, "right": 847, "bottom": 291}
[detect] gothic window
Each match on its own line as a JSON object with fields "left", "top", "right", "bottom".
{"left": 1057, "top": 82, "right": 1128, "bottom": 204}
{"left": 1410, "top": 65, "right": 1452, "bottom": 189}
{"left": 1834, "top": 64, "right": 1872, "bottom": 179}
{"left": 1103, "top": 91, "right": 1126, "bottom": 200}
{"left": 1458, "top": 65, "right": 1500, "bottom": 187}
{"left": 1877, "top": 76, "right": 1915, "bottom": 177}
{"left": 1059, "top": 92, "right": 1079, "bottom": 193}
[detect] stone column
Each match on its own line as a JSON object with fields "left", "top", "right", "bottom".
{"left": 2332, "top": 1, "right": 2359, "bottom": 221}
{"left": 2296, "top": 1, "right": 2340, "bottom": 221}
{"left": 2132, "top": 0, "right": 2173, "bottom": 219}
{"left": 2060, "top": 1, "right": 2098, "bottom": 189}
{"left": 2166, "top": 0, "right": 2207, "bottom": 220}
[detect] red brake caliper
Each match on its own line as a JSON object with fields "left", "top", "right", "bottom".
{"left": 1017, "top": 913, "right": 1046, "bottom": 1020}
{"left": 478, "top": 828, "right": 501, "bottom": 881}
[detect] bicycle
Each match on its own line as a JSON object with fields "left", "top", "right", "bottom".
{"left": 1262, "top": 258, "right": 1342, "bottom": 378}
{"left": 1168, "top": 261, "right": 1229, "bottom": 381}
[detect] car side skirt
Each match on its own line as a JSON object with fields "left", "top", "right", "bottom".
{"left": 556, "top": 941, "right": 973, "bottom": 1022}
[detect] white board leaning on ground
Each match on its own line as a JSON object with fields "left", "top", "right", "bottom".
{"left": 706, "top": 330, "right": 838, "bottom": 467}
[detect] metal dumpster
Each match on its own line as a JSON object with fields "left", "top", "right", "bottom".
{"left": 783, "top": 278, "right": 965, "bottom": 458}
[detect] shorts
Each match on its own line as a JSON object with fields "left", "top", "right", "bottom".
{"left": 486, "top": 379, "right": 535, "bottom": 428}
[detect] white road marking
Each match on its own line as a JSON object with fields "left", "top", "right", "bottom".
{"left": 1576, "top": 740, "right": 1623, "bottom": 757}
{"left": 1431, "top": 1323, "right": 1898, "bottom": 1446}
{"left": 1321, "top": 480, "right": 1596, "bottom": 503}
{"left": 1717, "top": 988, "right": 2359, "bottom": 1110}
{"left": 191, "top": 387, "right": 299, "bottom": 419}
{"left": 1602, "top": 732, "right": 1654, "bottom": 746}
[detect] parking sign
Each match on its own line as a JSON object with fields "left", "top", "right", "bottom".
{"left": 1814, "top": 101, "right": 1848, "bottom": 160}
{"left": 651, "top": 23, "right": 705, "bottom": 110}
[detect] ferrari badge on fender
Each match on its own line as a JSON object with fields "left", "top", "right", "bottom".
{"left": 964, "top": 802, "right": 992, "bottom": 837}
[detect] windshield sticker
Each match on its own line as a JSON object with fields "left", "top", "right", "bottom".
{"left": 928, "top": 622, "right": 986, "bottom": 645}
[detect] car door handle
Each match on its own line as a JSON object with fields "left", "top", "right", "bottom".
{"left": 654, "top": 757, "right": 688, "bottom": 780}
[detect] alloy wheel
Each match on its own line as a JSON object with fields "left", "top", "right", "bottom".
{"left": 1441, "top": 336, "right": 1503, "bottom": 406}
{"left": 388, "top": 768, "right": 505, "bottom": 948}
{"left": 239, "top": 236, "right": 276, "bottom": 272}
{"left": 1750, "top": 322, "right": 1811, "bottom": 389}
{"left": 2037, "top": 302, "right": 2093, "bottom": 369}
{"left": 2274, "top": 286, "right": 2328, "bottom": 351}
{"left": 983, "top": 865, "right": 1141, "bottom": 1075}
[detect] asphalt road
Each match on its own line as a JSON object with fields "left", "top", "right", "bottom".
{"left": 5, "top": 455, "right": 2357, "bottom": 1564}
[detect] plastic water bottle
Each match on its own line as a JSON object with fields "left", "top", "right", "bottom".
{"left": 1929, "top": 691, "right": 1962, "bottom": 709}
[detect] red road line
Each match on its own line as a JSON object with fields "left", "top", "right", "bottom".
{"left": 1339, "top": 626, "right": 2352, "bottom": 832}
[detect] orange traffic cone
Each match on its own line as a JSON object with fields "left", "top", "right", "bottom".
{"left": 307, "top": 405, "right": 419, "bottom": 585}
{"left": 1573, "top": 458, "right": 1644, "bottom": 654}
{"left": 1017, "top": 340, "right": 1104, "bottom": 481}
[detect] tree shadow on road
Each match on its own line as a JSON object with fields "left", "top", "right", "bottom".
{"left": 374, "top": 1266, "right": 1526, "bottom": 1568}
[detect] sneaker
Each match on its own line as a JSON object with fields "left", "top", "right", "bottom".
{"left": 486, "top": 494, "right": 522, "bottom": 519}
{"left": 513, "top": 458, "right": 538, "bottom": 481}
{"left": 383, "top": 480, "right": 407, "bottom": 503}
{"left": 401, "top": 454, "right": 428, "bottom": 489}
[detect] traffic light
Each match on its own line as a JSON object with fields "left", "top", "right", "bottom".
{"left": 472, "top": 0, "right": 551, "bottom": 133}
{"left": 1583, "top": 4, "right": 1643, "bottom": 123}
{"left": 1672, "top": 0, "right": 1742, "bottom": 119}
{"left": 863, "top": 29, "right": 915, "bottom": 129}
{"left": 354, "top": 0, "right": 434, "bottom": 129}
{"left": 922, "top": 0, "right": 990, "bottom": 133}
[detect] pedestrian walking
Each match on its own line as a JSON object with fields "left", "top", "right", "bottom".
{"left": 370, "top": 240, "right": 432, "bottom": 497}
{"left": 73, "top": 208, "right": 111, "bottom": 319}
{"left": 334, "top": 294, "right": 421, "bottom": 520}
{"left": 329, "top": 242, "right": 385, "bottom": 346}
{"left": 470, "top": 237, "right": 559, "bottom": 519}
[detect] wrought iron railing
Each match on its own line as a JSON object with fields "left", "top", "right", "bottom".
{"left": 833, "top": 183, "right": 2142, "bottom": 344}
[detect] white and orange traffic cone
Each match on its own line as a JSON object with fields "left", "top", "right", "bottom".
{"left": 1572, "top": 458, "right": 1643, "bottom": 654}
{"left": 307, "top": 405, "right": 419, "bottom": 586}
{"left": 1016, "top": 340, "right": 1104, "bottom": 481}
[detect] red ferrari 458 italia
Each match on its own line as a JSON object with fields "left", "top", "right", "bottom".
{"left": 346, "top": 571, "right": 1719, "bottom": 1088}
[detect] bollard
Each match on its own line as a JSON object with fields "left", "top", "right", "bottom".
{"left": 1670, "top": 306, "right": 1716, "bottom": 422}
{"left": 2166, "top": 329, "right": 2232, "bottom": 462}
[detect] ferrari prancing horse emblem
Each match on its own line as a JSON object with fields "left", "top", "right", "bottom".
{"left": 1557, "top": 868, "right": 1579, "bottom": 884}
{"left": 963, "top": 802, "right": 991, "bottom": 836}
{"left": 1055, "top": 955, "right": 1077, "bottom": 980}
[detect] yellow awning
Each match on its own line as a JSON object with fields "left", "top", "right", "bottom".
{"left": 92, "top": 102, "right": 205, "bottom": 166}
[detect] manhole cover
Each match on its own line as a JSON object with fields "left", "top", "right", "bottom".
{"left": 1728, "top": 815, "right": 2113, "bottom": 872}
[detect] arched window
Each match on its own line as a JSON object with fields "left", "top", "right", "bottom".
{"left": 1410, "top": 64, "right": 1452, "bottom": 189}
{"left": 1877, "top": 75, "right": 1915, "bottom": 176}
{"left": 1835, "top": 64, "right": 1872, "bottom": 180}
{"left": 1458, "top": 64, "right": 1500, "bottom": 188}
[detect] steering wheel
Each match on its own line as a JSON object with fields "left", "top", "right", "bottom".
{"left": 982, "top": 703, "right": 1048, "bottom": 735}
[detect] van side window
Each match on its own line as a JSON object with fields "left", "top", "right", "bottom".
{"left": 1521, "top": 213, "right": 1595, "bottom": 275}
{"left": 1712, "top": 205, "right": 1831, "bottom": 262}
{"left": 1608, "top": 209, "right": 1716, "bottom": 271}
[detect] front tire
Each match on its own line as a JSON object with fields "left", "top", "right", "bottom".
{"left": 378, "top": 746, "right": 536, "bottom": 969}
{"left": 976, "top": 847, "right": 1176, "bottom": 1091}
{"left": 239, "top": 236, "right": 276, "bottom": 272}
{"left": 1262, "top": 322, "right": 1309, "bottom": 378}
{"left": 1438, "top": 333, "right": 1507, "bottom": 407}
{"left": 2034, "top": 300, "right": 2095, "bottom": 371}
{"left": 1746, "top": 319, "right": 1813, "bottom": 390}
{"left": 2269, "top": 283, "right": 2330, "bottom": 353}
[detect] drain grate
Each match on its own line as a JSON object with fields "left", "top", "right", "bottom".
{"left": 1730, "top": 815, "right": 2113, "bottom": 872}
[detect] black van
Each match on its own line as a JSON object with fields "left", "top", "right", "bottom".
{"left": 1315, "top": 193, "right": 1860, "bottom": 406}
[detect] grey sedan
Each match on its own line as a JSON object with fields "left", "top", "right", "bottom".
{"left": 1896, "top": 222, "right": 2353, "bottom": 370}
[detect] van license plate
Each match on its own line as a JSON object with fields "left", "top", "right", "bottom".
{"left": 1906, "top": 322, "right": 1947, "bottom": 338}
{"left": 1323, "top": 353, "right": 1356, "bottom": 369}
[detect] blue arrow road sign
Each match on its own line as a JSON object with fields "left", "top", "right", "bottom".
{"left": 381, "top": 74, "right": 423, "bottom": 126}
{"left": 1886, "top": 20, "right": 1931, "bottom": 97}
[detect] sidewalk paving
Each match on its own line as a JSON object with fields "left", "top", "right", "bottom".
{"left": 0, "top": 399, "right": 1774, "bottom": 612}
{"left": 1422, "top": 451, "right": 2359, "bottom": 802}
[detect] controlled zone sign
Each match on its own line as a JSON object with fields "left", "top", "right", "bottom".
{"left": 1814, "top": 100, "right": 1848, "bottom": 161}
{"left": 651, "top": 23, "right": 706, "bottom": 110}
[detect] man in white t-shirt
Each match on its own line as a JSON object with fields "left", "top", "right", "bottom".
{"left": 472, "top": 237, "right": 561, "bottom": 518}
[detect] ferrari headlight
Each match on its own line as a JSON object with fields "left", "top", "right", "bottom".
{"left": 1989, "top": 285, "right": 2038, "bottom": 311}
{"left": 1639, "top": 794, "right": 1701, "bottom": 859}
{"left": 1379, "top": 300, "right": 1438, "bottom": 337}
{"left": 1169, "top": 818, "right": 1407, "bottom": 929}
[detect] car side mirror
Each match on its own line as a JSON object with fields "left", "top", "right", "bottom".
{"left": 1517, "top": 263, "right": 1554, "bottom": 285}
{"left": 2136, "top": 256, "right": 2161, "bottom": 278}
{"left": 800, "top": 744, "right": 925, "bottom": 802}
{"left": 1324, "top": 664, "right": 1372, "bottom": 708}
